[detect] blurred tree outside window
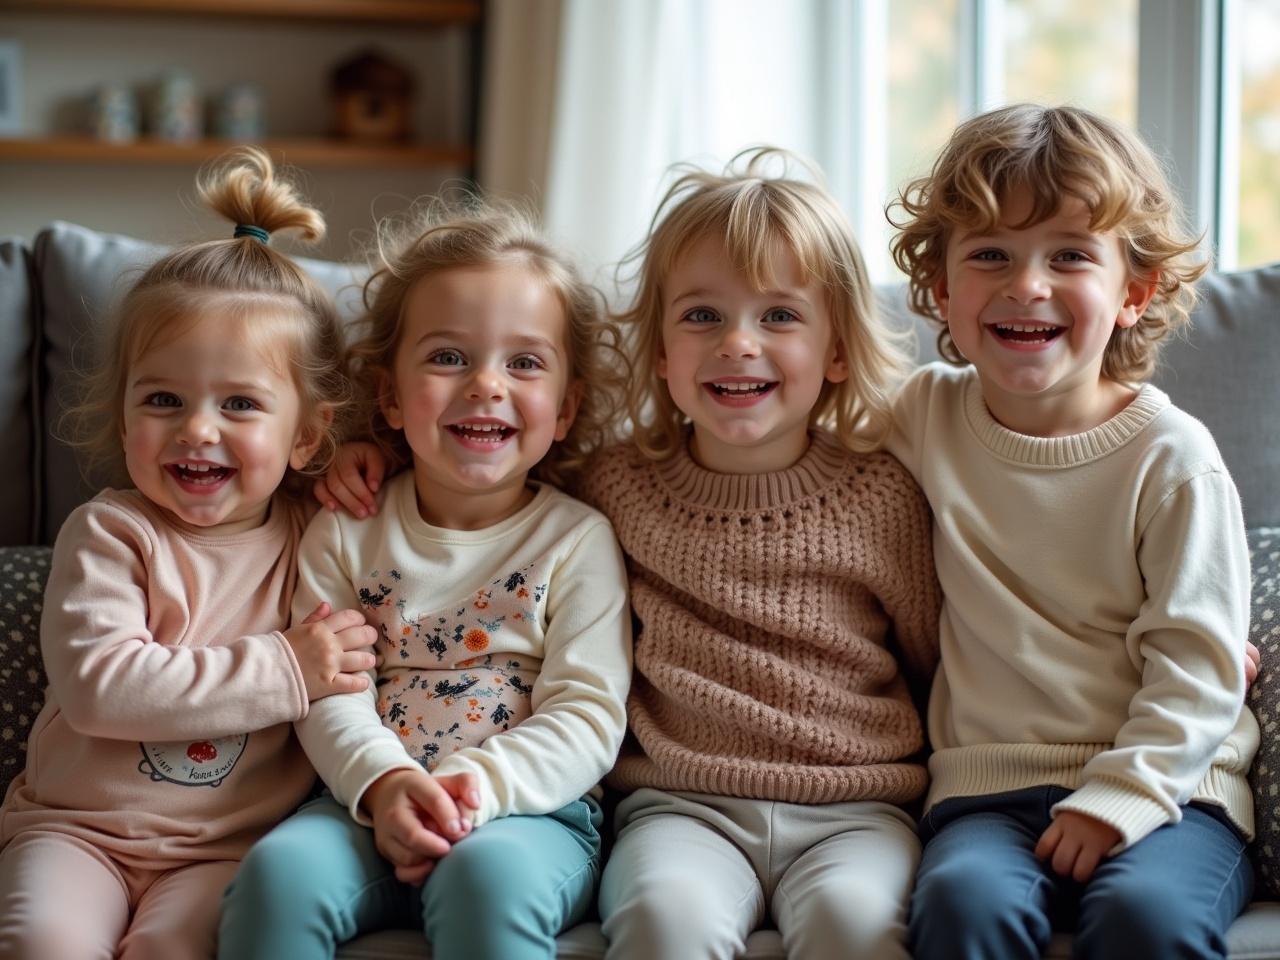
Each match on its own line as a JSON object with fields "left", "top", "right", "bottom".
{"left": 1232, "top": 0, "right": 1280, "bottom": 269}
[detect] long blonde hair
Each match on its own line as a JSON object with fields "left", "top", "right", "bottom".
{"left": 346, "top": 196, "right": 629, "bottom": 488}
{"left": 619, "top": 147, "right": 909, "bottom": 460}
{"left": 889, "top": 103, "right": 1207, "bottom": 382}
{"left": 65, "top": 147, "right": 351, "bottom": 492}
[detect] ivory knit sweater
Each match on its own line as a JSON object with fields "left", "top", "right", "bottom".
{"left": 580, "top": 430, "right": 940, "bottom": 805}
{"left": 888, "top": 364, "right": 1257, "bottom": 848}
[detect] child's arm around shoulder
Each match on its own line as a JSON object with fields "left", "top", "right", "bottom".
{"left": 42, "top": 496, "right": 311, "bottom": 741}
{"left": 431, "top": 503, "right": 633, "bottom": 828}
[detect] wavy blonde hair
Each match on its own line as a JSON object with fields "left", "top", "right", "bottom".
{"left": 346, "top": 196, "right": 629, "bottom": 488}
{"left": 65, "top": 146, "right": 351, "bottom": 493}
{"left": 618, "top": 147, "right": 909, "bottom": 460}
{"left": 889, "top": 103, "right": 1208, "bottom": 382}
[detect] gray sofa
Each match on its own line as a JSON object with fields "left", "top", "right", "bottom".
{"left": 1, "top": 220, "right": 1278, "bottom": 958}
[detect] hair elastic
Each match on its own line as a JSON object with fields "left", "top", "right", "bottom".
{"left": 234, "top": 224, "right": 270, "bottom": 244}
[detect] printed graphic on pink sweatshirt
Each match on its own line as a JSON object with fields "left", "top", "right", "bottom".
{"left": 138, "top": 734, "right": 248, "bottom": 787}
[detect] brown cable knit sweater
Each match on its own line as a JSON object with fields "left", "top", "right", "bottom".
{"left": 579, "top": 429, "right": 941, "bottom": 805}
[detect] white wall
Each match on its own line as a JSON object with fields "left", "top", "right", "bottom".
{"left": 0, "top": 11, "right": 474, "bottom": 261}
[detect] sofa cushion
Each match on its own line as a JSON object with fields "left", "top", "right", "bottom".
{"left": 0, "top": 547, "right": 51, "bottom": 796}
{"left": 1249, "top": 527, "right": 1280, "bottom": 898}
{"left": 0, "top": 238, "right": 36, "bottom": 547}
{"left": 33, "top": 221, "right": 367, "bottom": 545}
{"left": 1156, "top": 265, "right": 1280, "bottom": 529}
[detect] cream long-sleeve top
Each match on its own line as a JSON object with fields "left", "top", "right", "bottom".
{"left": 0, "top": 490, "right": 315, "bottom": 869}
{"left": 889, "top": 363, "right": 1258, "bottom": 849}
{"left": 292, "top": 473, "right": 631, "bottom": 829}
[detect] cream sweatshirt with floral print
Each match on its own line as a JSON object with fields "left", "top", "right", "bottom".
{"left": 292, "top": 473, "right": 632, "bottom": 829}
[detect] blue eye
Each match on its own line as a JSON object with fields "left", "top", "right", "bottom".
{"left": 145, "top": 392, "right": 181, "bottom": 408}
{"left": 763, "top": 308, "right": 798, "bottom": 324}
{"left": 509, "top": 354, "right": 544, "bottom": 371}
{"left": 429, "top": 349, "right": 466, "bottom": 366}
{"left": 683, "top": 308, "right": 718, "bottom": 324}
{"left": 971, "top": 249, "right": 1006, "bottom": 262}
{"left": 1055, "top": 250, "right": 1089, "bottom": 263}
{"left": 224, "top": 397, "right": 258, "bottom": 412}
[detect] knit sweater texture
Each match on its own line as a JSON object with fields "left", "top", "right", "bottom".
{"left": 580, "top": 429, "right": 940, "bottom": 805}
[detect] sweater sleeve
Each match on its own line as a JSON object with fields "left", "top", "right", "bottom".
{"left": 290, "top": 506, "right": 420, "bottom": 822}
{"left": 430, "top": 519, "right": 632, "bottom": 827}
{"left": 41, "top": 501, "right": 309, "bottom": 742}
{"left": 1052, "top": 467, "right": 1251, "bottom": 848}
{"left": 874, "top": 461, "right": 941, "bottom": 685}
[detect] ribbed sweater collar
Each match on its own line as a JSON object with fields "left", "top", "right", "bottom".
{"left": 653, "top": 429, "right": 850, "bottom": 511}
{"left": 961, "top": 372, "right": 1170, "bottom": 467}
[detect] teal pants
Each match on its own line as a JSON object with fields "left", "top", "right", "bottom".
{"left": 217, "top": 794, "right": 602, "bottom": 960}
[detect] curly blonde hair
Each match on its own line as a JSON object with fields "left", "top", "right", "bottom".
{"left": 347, "top": 196, "right": 629, "bottom": 488}
{"left": 889, "top": 103, "right": 1208, "bottom": 382}
{"left": 65, "top": 146, "right": 351, "bottom": 493}
{"left": 619, "top": 146, "right": 910, "bottom": 460}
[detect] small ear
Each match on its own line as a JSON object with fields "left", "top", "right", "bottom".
{"left": 291, "top": 404, "right": 335, "bottom": 471}
{"left": 655, "top": 340, "right": 668, "bottom": 380}
{"left": 824, "top": 334, "right": 850, "bottom": 385}
{"left": 378, "top": 371, "right": 404, "bottom": 430}
{"left": 554, "top": 380, "right": 583, "bottom": 442}
{"left": 1116, "top": 272, "right": 1159, "bottom": 330}
{"left": 932, "top": 273, "right": 951, "bottom": 321}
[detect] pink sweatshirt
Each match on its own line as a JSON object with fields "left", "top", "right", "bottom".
{"left": 0, "top": 490, "right": 315, "bottom": 870}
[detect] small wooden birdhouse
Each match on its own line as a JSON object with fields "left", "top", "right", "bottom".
{"left": 330, "top": 50, "right": 413, "bottom": 142}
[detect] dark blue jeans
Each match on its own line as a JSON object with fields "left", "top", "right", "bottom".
{"left": 909, "top": 786, "right": 1252, "bottom": 960}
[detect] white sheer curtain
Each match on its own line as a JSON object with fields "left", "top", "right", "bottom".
{"left": 478, "top": 0, "right": 882, "bottom": 291}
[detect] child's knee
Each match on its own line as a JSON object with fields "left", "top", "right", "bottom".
{"left": 0, "top": 917, "right": 116, "bottom": 960}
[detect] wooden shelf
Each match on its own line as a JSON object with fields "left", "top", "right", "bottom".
{"left": 1, "top": 0, "right": 480, "bottom": 25}
{"left": 0, "top": 137, "right": 473, "bottom": 169}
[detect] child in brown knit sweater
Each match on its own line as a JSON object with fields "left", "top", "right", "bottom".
{"left": 316, "top": 149, "right": 941, "bottom": 960}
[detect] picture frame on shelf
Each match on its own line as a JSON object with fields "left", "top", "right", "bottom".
{"left": 0, "top": 41, "right": 21, "bottom": 136}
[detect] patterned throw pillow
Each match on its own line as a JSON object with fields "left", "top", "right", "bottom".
{"left": 0, "top": 547, "right": 52, "bottom": 799}
{"left": 1248, "top": 527, "right": 1280, "bottom": 898}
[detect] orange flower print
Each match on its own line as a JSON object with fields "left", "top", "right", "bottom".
{"left": 398, "top": 726, "right": 411, "bottom": 738}
{"left": 464, "top": 628, "right": 489, "bottom": 651}
{"left": 517, "top": 587, "right": 529, "bottom": 599}
{"left": 401, "top": 625, "right": 411, "bottom": 636}
{"left": 473, "top": 590, "right": 490, "bottom": 610}
{"left": 468, "top": 698, "right": 479, "bottom": 707}
{"left": 513, "top": 612, "right": 523, "bottom": 621}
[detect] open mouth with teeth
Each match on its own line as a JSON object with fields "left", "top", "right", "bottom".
{"left": 704, "top": 380, "right": 778, "bottom": 399}
{"left": 166, "top": 462, "right": 234, "bottom": 488}
{"left": 989, "top": 323, "right": 1066, "bottom": 344}
{"left": 447, "top": 422, "right": 516, "bottom": 444}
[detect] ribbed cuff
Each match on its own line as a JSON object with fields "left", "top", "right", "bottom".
{"left": 1051, "top": 777, "right": 1172, "bottom": 850}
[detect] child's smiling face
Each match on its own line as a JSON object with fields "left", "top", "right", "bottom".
{"left": 934, "top": 188, "right": 1157, "bottom": 437}
{"left": 383, "top": 260, "right": 579, "bottom": 529}
{"left": 657, "top": 232, "right": 847, "bottom": 474}
{"left": 122, "top": 306, "right": 316, "bottom": 535}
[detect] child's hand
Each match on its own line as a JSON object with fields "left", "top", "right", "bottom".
{"left": 363, "top": 768, "right": 474, "bottom": 884}
{"left": 1034, "top": 810, "right": 1121, "bottom": 883}
{"left": 1246, "top": 640, "right": 1261, "bottom": 688}
{"left": 314, "top": 441, "right": 386, "bottom": 518}
{"left": 285, "top": 603, "right": 377, "bottom": 701}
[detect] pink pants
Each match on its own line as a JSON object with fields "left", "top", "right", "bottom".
{"left": 0, "top": 831, "right": 238, "bottom": 960}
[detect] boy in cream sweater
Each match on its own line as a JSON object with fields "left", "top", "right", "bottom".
{"left": 888, "top": 103, "right": 1257, "bottom": 959}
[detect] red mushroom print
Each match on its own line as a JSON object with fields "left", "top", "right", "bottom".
{"left": 186, "top": 741, "right": 218, "bottom": 764}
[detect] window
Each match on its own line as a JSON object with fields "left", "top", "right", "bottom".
{"left": 1223, "top": 0, "right": 1280, "bottom": 269}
